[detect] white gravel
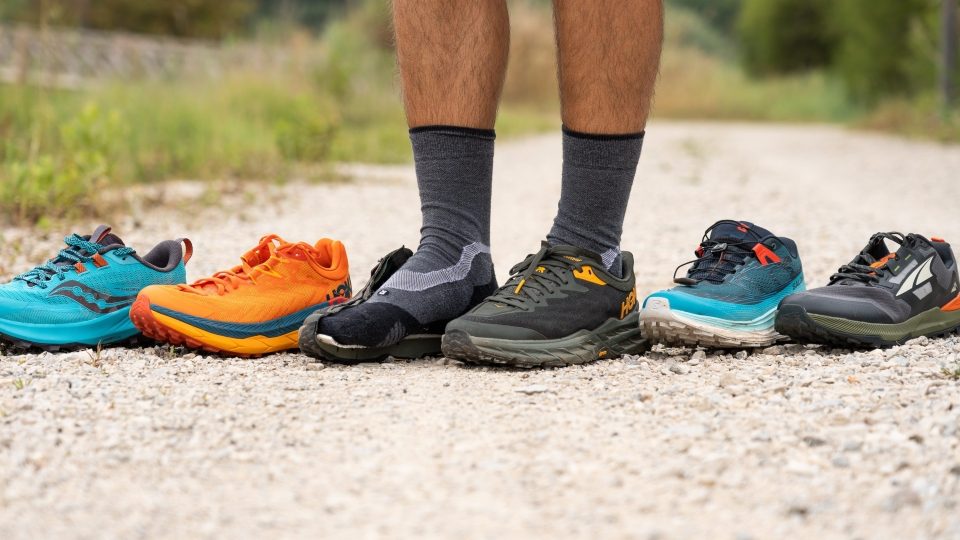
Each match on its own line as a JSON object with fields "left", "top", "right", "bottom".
{"left": 2, "top": 121, "right": 960, "bottom": 539}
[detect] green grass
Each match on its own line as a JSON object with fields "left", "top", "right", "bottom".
{"left": 859, "top": 96, "right": 960, "bottom": 142}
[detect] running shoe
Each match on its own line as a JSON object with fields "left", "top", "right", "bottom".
{"left": 130, "top": 234, "right": 350, "bottom": 356}
{"left": 640, "top": 220, "right": 805, "bottom": 348}
{"left": 298, "top": 246, "right": 451, "bottom": 362}
{"left": 0, "top": 225, "right": 191, "bottom": 349}
{"left": 776, "top": 233, "right": 960, "bottom": 347}
{"left": 441, "top": 243, "right": 646, "bottom": 368}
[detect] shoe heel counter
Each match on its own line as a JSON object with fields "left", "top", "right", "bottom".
{"left": 333, "top": 239, "right": 349, "bottom": 276}
{"left": 169, "top": 261, "right": 188, "bottom": 285}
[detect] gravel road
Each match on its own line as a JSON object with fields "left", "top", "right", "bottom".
{"left": 2, "top": 121, "right": 960, "bottom": 539}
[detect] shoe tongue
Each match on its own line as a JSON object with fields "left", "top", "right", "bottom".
{"left": 861, "top": 235, "right": 895, "bottom": 264}
{"left": 708, "top": 221, "right": 771, "bottom": 245}
{"left": 547, "top": 244, "right": 603, "bottom": 265}
{"left": 88, "top": 225, "right": 126, "bottom": 249}
{"left": 241, "top": 240, "right": 277, "bottom": 267}
{"left": 688, "top": 221, "right": 772, "bottom": 283}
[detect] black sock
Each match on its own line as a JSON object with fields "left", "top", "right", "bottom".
{"left": 317, "top": 126, "right": 497, "bottom": 347}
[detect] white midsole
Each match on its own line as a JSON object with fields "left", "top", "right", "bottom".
{"left": 640, "top": 297, "right": 781, "bottom": 345}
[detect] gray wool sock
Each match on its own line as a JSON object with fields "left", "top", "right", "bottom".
{"left": 317, "top": 126, "right": 498, "bottom": 348}
{"left": 546, "top": 127, "right": 645, "bottom": 277}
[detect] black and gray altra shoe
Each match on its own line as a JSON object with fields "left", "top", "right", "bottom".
{"left": 298, "top": 247, "right": 444, "bottom": 362}
{"left": 776, "top": 233, "right": 960, "bottom": 347}
{"left": 442, "top": 243, "right": 647, "bottom": 368}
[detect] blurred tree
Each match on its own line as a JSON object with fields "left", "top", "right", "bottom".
{"left": 832, "top": 0, "right": 933, "bottom": 103}
{"left": 668, "top": 0, "right": 742, "bottom": 33}
{"left": 253, "top": 0, "right": 353, "bottom": 31}
{"left": 2, "top": 0, "right": 255, "bottom": 39}
{"left": 737, "top": 0, "right": 836, "bottom": 76}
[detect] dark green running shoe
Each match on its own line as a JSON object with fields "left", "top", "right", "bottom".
{"left": 776, "top": 233, "right": 960, "bottom": 347}
{"left": 441, "top": 243, "right": 646, "bottom": 368}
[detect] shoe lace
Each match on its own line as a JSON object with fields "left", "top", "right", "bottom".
{"left": 830, "top": 232, "right": 906, "bottom": 285}
{"left": 483, "top": 243, "right": 578, "bottom": 309}
{"left": 15, "top": 234, "right": 134, "bottom": 289}
{"left": 671, "top": 221, "right": 769, "bottom": 285}
{"left": 183, "top": 234, "right": 290, "bottom": 295}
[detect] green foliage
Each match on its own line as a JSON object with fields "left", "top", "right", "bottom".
{"left": 3, "top": 0, "right": 254, "bottom": 39}
{"left": 666, "top": 6, "right": 737, "bottom": 60}
{"left": 832, "top": 0, "right": 935, "bottom": 104}
{"left": 737, "top": 0, "right": 836, "bottom": 76}
{"left": 667, "top": 0, "right": 742, "bottom": 34}
{"left": 1, "top": 103, "right": 122, "bottom": 223}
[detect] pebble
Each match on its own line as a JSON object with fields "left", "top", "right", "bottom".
{"left": 669, "top": 362, "right": 689, "bottom": 375}
{"left": 514, "top": 384, "right": 550, "bottom": 395}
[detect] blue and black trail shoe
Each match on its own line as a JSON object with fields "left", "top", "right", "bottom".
{"left": 640, "top": 220, "right": 805, "bottom": 348}
{"left": 776, "top": 233, "right": 960, "bottom": 347}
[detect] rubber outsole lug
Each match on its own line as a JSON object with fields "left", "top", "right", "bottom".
{"left": 297, "top": 310, "right": 441, "bottom": 364}
{"left": 129, "top": 296, "right": 270, "bottom": 358}
{"left": 774, "top": 304, "right": 960, "bottom": 348}
{"left": 639, "top": 318, "right": 783, "bottom": 349}
{"left": 0, "top": 331, "right": 148, "bottom": 354}
{"left": 441, "top": 313, "right": 648, "bottom": 369}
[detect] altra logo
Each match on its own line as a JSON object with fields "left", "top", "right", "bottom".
{"left": 896, "top": 257, "right": 934, "bottom": 297}
{"left": 620, "top": 288, "right": 637, "bottom": 319}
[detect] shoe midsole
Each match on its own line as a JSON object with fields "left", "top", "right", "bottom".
{"left": 645, "top": 302, "right": 780, "bottom": 333}
{"left": 0, "top": 308, "right": 137, "bottom": 346}
{"left": 310, "top": 334, "right": 442, "bottom": 360}
{"left": 150, "top": 309, "right": 300, "bottom": 353}
{"left": 461, "top": 312, "right": 641, "bottom": 353}
{"left": 807, "top": 307, "right": 960, "bottom": 341}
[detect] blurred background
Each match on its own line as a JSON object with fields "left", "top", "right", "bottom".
{"left": 1, "top": 0, "right": 957, "bottom": 226}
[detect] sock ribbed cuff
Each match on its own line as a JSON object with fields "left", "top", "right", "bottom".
{"left": 410, "top": 125, "right": 496, "bottom": 139}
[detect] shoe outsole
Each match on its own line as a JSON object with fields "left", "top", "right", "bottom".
{"left": 441, "top": 313, "right": 647, "bottom": 369}
{"left": 297, "top": 310, "right": 441, "bottom": 363}
{"left": 775, "top": 304, "right": 960, "bottom": 348}
{"left": 0, "top": 332, "right": 147, "bottom": 354}
{"left": 640, "top": 318, "right": 783, "bottom": 349}
{"left": 129, "top": 296, "right": 278, "bottom": 358}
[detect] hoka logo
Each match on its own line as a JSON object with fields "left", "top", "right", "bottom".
{"left": 326, "top": 279, "right": 352, "bottom": 304}
{"left": 620, "top": 288, "right": 637, "bottom": 319}
{"left": 48, "top": 281, "right": 137, "bottom": 314}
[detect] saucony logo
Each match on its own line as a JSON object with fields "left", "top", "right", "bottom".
{"left": 896, "top": 257, "right": 934, "bottom": 297}
{"left": 49, "top": 281, "right": 137, "bottom": 314}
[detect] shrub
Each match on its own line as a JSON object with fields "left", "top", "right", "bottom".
{"left": 737, "top": 0, "right": 837, "bottom": 76}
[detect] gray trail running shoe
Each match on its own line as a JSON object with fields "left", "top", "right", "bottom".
{"left": 441, "top": 243, "right": 646, "bottom": 368}
{"left": 776, "top": 233, "right": 960, "bottom": 347}
{"left": 298, "top": 246, "right": 448, "bottom": 362}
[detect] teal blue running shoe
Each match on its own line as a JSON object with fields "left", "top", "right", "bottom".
{"left": 640, "top": 220, "right": 804, "bottom": 348}
{"left": 0, "top": 225, "right": 191, "bottom": 350}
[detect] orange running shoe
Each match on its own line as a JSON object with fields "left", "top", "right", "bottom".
{"left": 131, "top": 235, "right": 350, "bottom": 355}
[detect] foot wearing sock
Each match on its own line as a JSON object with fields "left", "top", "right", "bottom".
{"left": 546, "top": 126, "right": 645, "bottom": 278}
{"left": 317, "top": 126, "right": 498, "bottom": 348}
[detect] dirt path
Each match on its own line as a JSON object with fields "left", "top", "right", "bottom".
{"left": 2, "top": 121, "right": 960, "bottom": 539}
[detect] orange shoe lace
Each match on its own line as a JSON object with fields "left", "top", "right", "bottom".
{"left": 181, "top": 235, "right": 291, "bottom": 295}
